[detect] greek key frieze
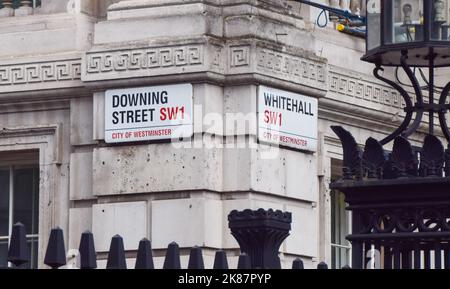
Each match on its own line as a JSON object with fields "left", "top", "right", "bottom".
{"left": 0, "top": 60, "right": 81, "bottom": 86}
{"left": 86, "top": 45, "right": 204, "bottom": 74}
{"left": 256, "top": 48, "right": 327, "bottom": 89}
{"left": 230, "top": 46, "right": 250, "bottom": 67}
{"left": 328, "top": 66, "right": 404, "bottom": 109}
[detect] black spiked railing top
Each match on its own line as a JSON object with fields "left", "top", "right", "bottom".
{"left": 8, "top": 223, "right": 29, "bottom": 267}
{"left": 79, "top": 230, "right": 97, "bottom": 269}
{"left": 213, "top": 250, "right": 229, "bottom": 269}
{"left": 44, "top": 227, "right": 66, "bottom": 269}
{"left": 330, "top": 126, "right": 450, "bottom": 184}
{"left": 135, "top": 238, "right": 154, "bottom": 269}
{"left": 5, "top": 221, "right": 341, "bottom": 269}
{"left": 163, "top": 242, "right": 182, "bottom": 269}
{"left": 331, "top": 126, "right": 450, "bottom": 269}
{"left": 106, "top": 235, "right": 127, "bottom": 269}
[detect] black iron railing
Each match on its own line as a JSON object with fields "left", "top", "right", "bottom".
{"left": 331, "top": 126, "right": 450, "bottom": 269}
{"left": 4, "top": 209, "right": 343, "bottom": 269}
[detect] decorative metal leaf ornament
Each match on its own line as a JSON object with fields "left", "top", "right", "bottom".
{"left": 331, "top": 126, "right": 363, "bottom": 180}
{"left": 420, "top": 134, "right": 444, "bottom": 177}
{"left": 391, "top": 136, "right": 417, "bottom": 178}
{"left": 363, "top": 137, "right": 386, "bottom": 179}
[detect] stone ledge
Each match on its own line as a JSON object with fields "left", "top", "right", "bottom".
{"left": 82, "top": 37, "right": 327, "bottom": 96}
{"left": 0, "top": 53, "right": 84, "bottom": 96}
{"left": 108, "top": 0, "right": 300, "bottom": 17}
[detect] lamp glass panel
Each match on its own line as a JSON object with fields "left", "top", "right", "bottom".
{"left": 367, "top": 0, "right": 382, "bottom": 50}
{"left": 389, "top": 0, "right": 424, "bottom": 44}
{"left": 431, "top": 0, "right": 450, "bottom": 40}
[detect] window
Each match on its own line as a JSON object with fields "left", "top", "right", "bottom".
{"left": 330, "top": 159, "right": 351, "bottom": 269}
{"left": 0, "top": 156, "right": 39, "bottom": 269}
{"left": 330, "top": 189, "right": 351, "bottom": 269}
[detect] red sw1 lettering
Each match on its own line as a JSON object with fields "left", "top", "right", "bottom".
{"left": 264, "top": 110, "right": 282, "bottom": 126}
{"left": 160, "top": 106, "right": 185, "bottom": 121}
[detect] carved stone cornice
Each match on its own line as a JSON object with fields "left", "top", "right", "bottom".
{"left": 327, "top": 64, "right": 411, "bottom": 112}
{"left": 0, "top": 57, "right": 83, "bottom": 95}
{"left": 83, "top": 41, "right": 210, "bottom": 81}
{"left": 82, "top": 38, "right": 327, "bottom": 96}
{"left": 0, "top": 123, "right": 63, "bottom": 164}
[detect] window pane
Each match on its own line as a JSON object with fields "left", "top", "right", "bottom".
{"left": 331, "top": 189, "right": 351, "bottom": 268}
{"left": 390, "top": 0, "right": 424, "bottom": 44}
{"left": 0, "top": 170, "right": 9, "bottom": 237}
{"left": 0, "top": 239, "right": 8, "bottom": 269}
{"left": 13, "top": 168, "right": 39, "bottom": 235}
{"left": 331, "top": 246, "right": 351, "bottom": 269}
{"left": 367, "top": 0, "right": 381, "bottom": 50}
{"left": 431, "top": 0, "right": 450, "bottom": 40}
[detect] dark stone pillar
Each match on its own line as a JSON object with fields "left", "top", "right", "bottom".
{"left": 228, "top": 208, "right": 292, "bottom": 269}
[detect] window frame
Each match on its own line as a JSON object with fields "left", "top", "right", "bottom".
{"left": 330, "top": 189, "right": 352, "bottom": 269}
{"left": 0, "top": 163, "right": 39, "bottom": 269}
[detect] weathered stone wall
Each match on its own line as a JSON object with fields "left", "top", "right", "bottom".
{"left": 0, "top": 0, "right": 438, "bottom": 268}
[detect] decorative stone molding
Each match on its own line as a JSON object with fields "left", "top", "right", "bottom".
{"left": 230, "top": 46, "right": 250, "bottom": 67}
{"left": 0, "top": 59, "right": 81, "bottom": 86}
{"left": 327, "top": 65, "right": 407, "bottom": 110}
{"left": 0, "top": 123, "right": 67, "bottom": 268}
{"left": 83, "top": 40, "right": 328, "bottom": 95}
{"left": 256, "top": 46, "right": 327, "bottom": 91}
{"left": 84, "top": 44, "right": 207, "bottom": 81}
{"left": 0, "top": 124, "right": 63, "bottom": 164}
{"left": 226, "top": 42, "right": 327, "bottom": 92}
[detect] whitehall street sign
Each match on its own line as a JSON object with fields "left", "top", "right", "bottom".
{"left": 104, "top": 83, "right": 193, "bottom": 143}
{"left": 258, "top": 85, "right": 318, "bottom": 152}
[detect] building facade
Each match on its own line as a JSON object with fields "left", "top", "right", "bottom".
{"left": 0, "top": 0, "right": 443, "bottom": 269}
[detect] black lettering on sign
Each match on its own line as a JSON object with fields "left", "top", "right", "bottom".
{"left": 111, "top": 91, "right": 169, "bottom": 107}
{"left": 263, "top": 92, "right": 314, "bottom": 116}
{"left": 112, "top": 109, "right": 155, "bottom": 124}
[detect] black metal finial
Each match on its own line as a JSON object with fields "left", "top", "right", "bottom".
{"left": 8, "top": 223, "right": 30, "bottom": 267}
{"left": 163, "top": 242, "right": 181, "bottom": 269}
{"left": 79, "top": 230, "right": 97, "bottom": 269}
{"left": 106, "top": 235, "right": 127, "bottom": 269}
{"left": 363, "top": 137, "right": 386, "bottom": 179}
{"left": 331, "top": 126, "right": 363, "bottom": 180}
{"left": 135, "top": 238, "right": 154, "bottom": 269}
{"left": 213, "top": 250, "right": 229, "bottom": 269}
{"left": 391, "top": 136, "right": 417, "bottom": 177}
{"left": 292, "top": 258, "right": 304, "bottom": 269}
{"left": 228, "top": 208, "right": 292, "bottom": 269}
{"left": 317, "top": 262, "right": 328, "bottom": 269}
{"left": 421, "top": 134, "right": 444, "bottom": 177}
{"left": 237, "top": 253, "right": 251, "bottom": 269}
{"left": 187, "top": 246, "right": 205, "bottom": 269}
{"left": 44, "top": 227, "right": 66, "bottom": 269}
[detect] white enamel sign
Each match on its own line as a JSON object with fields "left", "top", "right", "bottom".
{"left": 258, "top": 85, "right": 318, "bottom": 152}
{"left": 105, "top": 83, "right": 193, "bottom": 143}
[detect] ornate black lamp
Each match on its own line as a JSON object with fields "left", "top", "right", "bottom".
{"left": 364, "top": 0, "right": 450, "bottom": 143}
{"left": 330, "top": 0, "right": 450, "bottom": 269}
